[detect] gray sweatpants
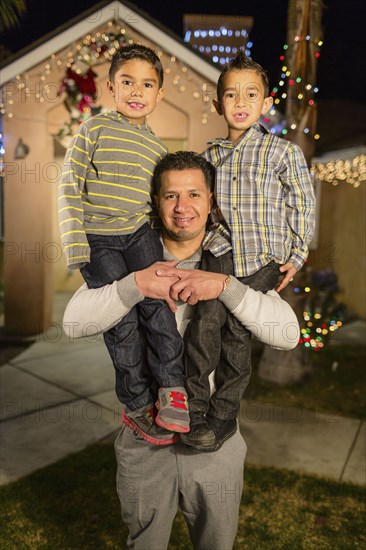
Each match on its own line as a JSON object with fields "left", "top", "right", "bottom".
{"left": 114, "top": 424, "right": 247, "bottom": 550}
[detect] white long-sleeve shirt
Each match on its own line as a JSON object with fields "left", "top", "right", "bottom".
{"left": 63, "top": 234, "right": 299, "bottom": 350}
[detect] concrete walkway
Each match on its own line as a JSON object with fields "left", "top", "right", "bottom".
{"left": 1, "top": 293, "right": 365, "bottom": 486}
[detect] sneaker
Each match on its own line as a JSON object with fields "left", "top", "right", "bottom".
{"left": 121, "top": 403, "right": 179, "bottom": 446}
{"left": 202, "top": 415, "right": 237, "bottom": 452}
{"left": 155, "top": 387, "right": 190, "bottom": 433}
{"left": 180, "top": 411, "right": 215, "bottom": 448}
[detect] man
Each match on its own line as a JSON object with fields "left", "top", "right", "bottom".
{"left": 64, "top": 151, "right": 299, "bottom": 550}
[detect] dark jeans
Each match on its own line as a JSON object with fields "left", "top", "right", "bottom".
{"left": 81, "top": 223, "right": 185, "bottom": 410}
{"left": 184, "top": 251, "right": 281, "bottom": 420}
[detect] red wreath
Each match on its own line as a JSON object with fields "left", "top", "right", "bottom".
{"left": 65, "top": 67, "right": 97, "bottom": 97}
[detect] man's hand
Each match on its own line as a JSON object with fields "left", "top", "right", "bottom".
{"left": 135, "top": 261, "right": 180, "bottom": 312}
{"left": 276, "top": 262, "right": 298, "bottom": 292}
{"left": 156, "top": 267, "right": 228, "bottom": 304}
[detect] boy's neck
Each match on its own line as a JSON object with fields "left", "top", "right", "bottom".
{"left": 116, "top": 110, "right": 147, "bottom": 126}
{"left": 128, "top": 117, "right": 147, "bottom": 126}
{"left": 227, "top": 126, "right": 252, "bottom": 144}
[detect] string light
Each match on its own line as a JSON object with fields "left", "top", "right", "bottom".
{"left": 311, "top": 155, "right": 366, "bottom": 188}
{"left": 1, "top": 19, "right": 214, "bottom": 126}
{"left": 185, "top": 23, "right": 253, "bottom": 65}
{"left": 294, "top": 268, "right": 346, "bottom": 351}
{"left": 267, "top": 35, "right": 323, "bottom": 140}
{"left": 299, "top": 312, "right": 343, "bottom": 351}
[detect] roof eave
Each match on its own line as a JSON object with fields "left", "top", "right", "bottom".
{"left": 1, "top": 0, "right": 220, "bottom": 85}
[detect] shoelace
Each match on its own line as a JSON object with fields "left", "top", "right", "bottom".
{"left": 169, "top": 391, "right": 188, "bottom": 410}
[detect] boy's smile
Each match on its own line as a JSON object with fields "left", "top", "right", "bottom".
{"left": 214, "top": 69, "right": 273, "bottom": 143}
{"left": 107, "top": 59, "right": 163, "bottom": 125}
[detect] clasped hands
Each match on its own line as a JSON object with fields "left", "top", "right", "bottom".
{"left": 134, "top": 261, "right": 228, "bottom": 313}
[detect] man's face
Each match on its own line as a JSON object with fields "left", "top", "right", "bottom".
{"left": 107, "top": 59, "right": 163, "bottom": 125}
{"left": 214, "top": 69, "right": 273, "bottom": 141}
{"left": 156, "top": 169, "right": 213, "bottom": 245}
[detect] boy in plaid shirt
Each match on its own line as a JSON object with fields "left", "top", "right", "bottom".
{"left": 180, "top": 52, "right": 315, "bottom": 451}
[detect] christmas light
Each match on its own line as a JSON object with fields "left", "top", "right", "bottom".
{"left": 296, "top": 267, "right": 347, "bottom": 351}
{"left": 311, "top": 155, "right": 366, "bottom": 188}
{"left": 2, "top": 19, "right": 216, "bottom": 127}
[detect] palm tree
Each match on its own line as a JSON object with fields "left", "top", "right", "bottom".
{"left": 0, "top": 0, "right": 26, "bottom": 33}
{"left": 258, "top": 0, "right": 323, "bottom": 385}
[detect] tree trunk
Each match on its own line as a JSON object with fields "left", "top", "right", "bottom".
{"left": 258, "top": 0, "right": 323, "bottom": 385}
{"left": 258, "top": 284, "right": 312, "bottom": 384}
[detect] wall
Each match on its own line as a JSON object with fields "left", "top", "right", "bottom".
{"left": 308, "top": 179, "right": 365, "bottom": 319}
{"left": 3, "top": 73, "right": 55, "bottom": 335}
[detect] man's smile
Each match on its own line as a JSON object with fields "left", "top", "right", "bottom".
{"left": 173, "top": 216, "right": 195, "bottom": 226}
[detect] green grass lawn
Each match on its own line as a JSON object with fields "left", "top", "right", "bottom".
{"left": 1, "top": 442, "right": 365, "bottom": 550}
{"left": 0, "top": 340, "right": 364, "bottom": 548}
{"left": 246, "top": 343, "right": 366, "bottom": 419}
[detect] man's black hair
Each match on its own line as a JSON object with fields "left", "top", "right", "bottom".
{"left": 153, "top": 151, "right": 215, "bottom": 195}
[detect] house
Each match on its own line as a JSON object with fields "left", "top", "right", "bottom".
{"left": 309, "top": 145, "right": 365, "bottom": 319}
{"left": 1, "top": 0, "right": 364, "bottom": 338}
{"left": 0, "top": 0, "right": 227, "bottom": 336}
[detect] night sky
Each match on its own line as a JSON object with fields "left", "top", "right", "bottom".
{"left": 1, "top": 0, "right": 365, "bottom": 102}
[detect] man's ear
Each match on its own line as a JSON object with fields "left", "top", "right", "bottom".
{"left": 213, "top": 98, "right": 223, "bottom": 116}
{"left": 154, "top": 194, "right": 159, "bottom": 209}
{"left": 209, "top": 192, "right": 214, "bottom": 211}
{"left": 261, "top": 96, "right": 274, "bottom": 115}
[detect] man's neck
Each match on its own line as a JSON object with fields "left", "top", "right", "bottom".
{"left": 162, "top": 234, "right": 203, "bottom": 260}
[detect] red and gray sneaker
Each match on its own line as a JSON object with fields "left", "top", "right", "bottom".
{"left": 155, "top": 387, "right": 190, "bottom": 433}
{"left": 121, "top": 403, "right": 179, "bottom": 446}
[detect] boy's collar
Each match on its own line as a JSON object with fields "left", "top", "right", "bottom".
{"left": 207, "top": 123, "right": 268, "bottom": 146}
{"left": 114, "top": 110, "right": 153, "bottom": 133}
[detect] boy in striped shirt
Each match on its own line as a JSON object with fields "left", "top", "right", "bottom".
{"left": 181, "top": 53, "right": 316, "bottom": 451}
{"left": 58, "top": 45, "right": 189, "bottom": 441}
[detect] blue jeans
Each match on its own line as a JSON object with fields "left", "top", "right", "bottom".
{"left": 184, "top": 251, "right": 281, "bottom": 420}
{"left": 80, "top": 223, "right": 185, "bottom": 410}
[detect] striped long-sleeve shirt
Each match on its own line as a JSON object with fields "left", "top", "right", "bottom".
{"left": 203, "top": 123, "right": 316, "bottom": 277}
{"left": 58, "top": 111, "right": 168, "bottom": 268}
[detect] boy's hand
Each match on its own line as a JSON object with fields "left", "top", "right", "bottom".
{"left": 276, "top": 262, "right": 297, "bottom": 292}
{"left": 156, "top": 267, "right": 228, "bottom": 304}
{"left": 134, "top": 261, "right": 179, "bottom": 312}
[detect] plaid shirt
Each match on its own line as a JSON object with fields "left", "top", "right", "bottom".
{"left": 203, "top": 123, "right": 316, "bottom": 277}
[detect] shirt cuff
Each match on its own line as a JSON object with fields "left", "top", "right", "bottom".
{"left": 288, "top": 253, "right": 305, "bottom": 272}
{"left": 218, "top": 276, "right": 248, "bottom": 311}
{"left": 116, "top": 272, "right": 145, "bottom": 309}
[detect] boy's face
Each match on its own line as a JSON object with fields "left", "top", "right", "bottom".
{"left": 214, "top": 69, "right": 273, "bottom": 142}
{"left": 107, "top": 59, "right": 163, "bottom": 125}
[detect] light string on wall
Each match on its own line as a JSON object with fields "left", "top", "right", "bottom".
{"left": 310, "top": 155, "right": 366, "bottom": 188}
{"left": 0, "top": 19, "right": 215, "bottom": 129}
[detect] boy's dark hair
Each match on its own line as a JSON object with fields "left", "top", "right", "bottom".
{"left": 109, "top": 44, "right": 164, "bottom": 88}
{"left": 217, "top": 51, "right": 269, "bottom": 101}
{"left": 153, "top": 151, "right": 215, "bottom": 195}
